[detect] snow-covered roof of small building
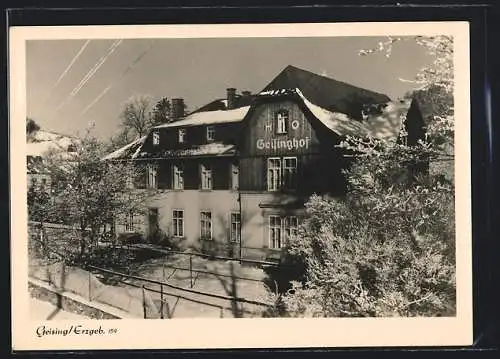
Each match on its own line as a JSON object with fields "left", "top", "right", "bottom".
{"left": 26, "top": 130, "right": 77, "bottom": 157}
{"left": 153, "top": 106, "right": 251, "bottom": 129}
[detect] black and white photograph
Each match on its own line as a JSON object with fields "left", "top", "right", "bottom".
{"left": 10, "top": 22, "right": 472, "bottom": 349}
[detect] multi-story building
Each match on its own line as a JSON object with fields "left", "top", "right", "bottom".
{"left": 105, "top": 65, "right": 425, "bottom": 260}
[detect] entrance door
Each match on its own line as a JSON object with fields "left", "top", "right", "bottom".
{"left": 148, "top": 208, "right": 159, "bottom": 236}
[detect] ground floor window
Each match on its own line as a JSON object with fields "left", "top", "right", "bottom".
{"left": 173, "top": 209, "right": 184, "bottom": 237}
{"left": 269, "top": 215, "right": 299, "bottom": 249}
{"left": 230, "top": 212, "right": 241, "bottom": 242}
{"left": 200, "top": 211, "right": 212, "bottom": 240}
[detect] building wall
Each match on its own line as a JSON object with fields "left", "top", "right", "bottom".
{"left": 141, "top": 189, "right": 240, "bottom": 250}
{"left": 239, "top": 192, "right": 306, "bottom": 260}
{"left": 238, "top": 100, "right": 347, "bottom": 196}
{"left": 240, "top": 100, "right": 322, "bottom": 157}
{"left": 128, "top": 190, "right": 306, "bottom": 261}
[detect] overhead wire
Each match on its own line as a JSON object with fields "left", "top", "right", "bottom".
{"left": 35, "top": 39, "right": 91, "bottom": 113}
{"left": 52, "top": 39, "right": 123, "bottom": 114}
{"left": 80, "top": 40, "right": 156, "bottom": 117}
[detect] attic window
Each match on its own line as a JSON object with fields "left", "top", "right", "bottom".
{"left": 152, "top": 131, "right": 160, "bottom": 146}
{"left": 206, "top": 126, "right": 215, "bottom": 142}
{"left": 275, "top": 110, "right": 289, "bottom": 134}
{"left": 178, "top": 128, "right": 186, "bottom": 143}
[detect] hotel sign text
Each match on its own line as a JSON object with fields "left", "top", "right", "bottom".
{"left": 256, "top": 137, "right": 311, "bottom": 151}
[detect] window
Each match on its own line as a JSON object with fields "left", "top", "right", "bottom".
{"left": 125, "top": 211, "right": 135, "bottom": 232}
{"left": 173, "top": 210, "right": 184, "bottom": 237}
{"left": 200, "top": 164, "right": 212, "bottom": 190}
{"left": 206, "top": 126, "right": 215, "bottom": 142}
{"left": 267, "top": 157, "right": 297, "bottom": 191}
{"left": 178, "top": 128, "right": 186, "bottom": 143}
{"left": 173, "top": 164, "right": 184, "bottom": 190}
{"left": 230, "top": 212, "right": 241, "bottom": 243}
{"left": 147, "top": 164, "right": 158, "bottom": 189}
{"left": 284, "top": 216, "right": 299, "bottom": 242}
{"left": 200, "top": 211, "right": 212, "bottom": 240}
{"left": 269, "top": 215, "right": 282, "bottom": 249}
{"left": 275, "top": 110, "right": 289, "bottom": 134}
{"left": 152, "top": 131, "right": 160, "bottom": 145}
{"left": 231, "top": 164, "right": 239, "bottom": 190}
{"left": 269, "top": 215, "right": 299, "bottom": 249}
{"left": 267, "top": 157, "right": 282, "bottom": 191}
{"left": 152, "top": 132, "right": 160, "bottom": 146}
{"left": 282, "top": 157, "right": 298, "bottom": 190}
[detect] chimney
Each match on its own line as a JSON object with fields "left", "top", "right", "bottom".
{"left": 241, "top": 90, "right": 252, "bottom": 97}
{"left": 171, "top": 98, "right": 185, "bottom": 121}
{"left": 226, "top": 88, "right": 236, "bottom": 109}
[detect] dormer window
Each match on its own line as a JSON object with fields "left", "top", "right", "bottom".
{"left": 206, "top": 126, "right": 215, "bottom": 142}
{"left": 275, "top": 110, "right": 289, "bottom": 134}
{"left": 152, "top": 131, "right": 160, "bottom": 146}
{"left": 178, "top": 128, "right": 186, "bottom": 143}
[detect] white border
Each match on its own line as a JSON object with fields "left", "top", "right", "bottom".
{"left": 10, "top": 22, "right": 472, "bottom": 350}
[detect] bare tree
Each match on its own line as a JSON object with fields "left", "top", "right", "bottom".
{"left": 119, "top": 95, "right": 154, "bottom": 138}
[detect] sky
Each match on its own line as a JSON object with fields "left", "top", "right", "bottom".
{"left": 26, "top": 36, "right": 433, "bottom": 140}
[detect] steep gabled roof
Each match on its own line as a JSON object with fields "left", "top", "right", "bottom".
{"left": 189, "top": 95, "right": 255, "bottom": 114}
{"left": 262, "top": 65, "right": 391, "bottom": 121}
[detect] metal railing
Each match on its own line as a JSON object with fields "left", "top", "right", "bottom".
{"left": 87, "top": 264, "right": 272, "bottom": 319}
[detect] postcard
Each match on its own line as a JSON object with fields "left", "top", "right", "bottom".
{"left": 10, "top": 21, "right": 472, "bottom": 350}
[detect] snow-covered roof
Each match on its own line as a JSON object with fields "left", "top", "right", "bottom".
{"left": 296, "top": 88, "right": 404, "bottom": 140}
{"left": 153, "top": 106, "right": 251, "bottom": 129}
{"left": 26, "top": 130, "right": 77, "bottom": 157}
{"left": 258, "top": 88, "right": 297, "bottom": 97}
{"left": 135, "top": 142, "right": 236, "bottom": 159}
{"left": 102, "top": 136, "right": 147, "bottom": 160}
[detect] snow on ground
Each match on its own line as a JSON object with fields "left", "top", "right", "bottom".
{"left": 125, "top": 253, "right": 271, "bottom": 318}
{"left": 30, "top": 298, "right": 91, "bottom": 320}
